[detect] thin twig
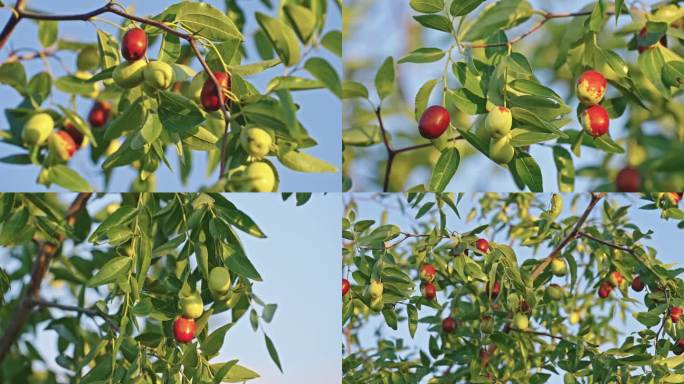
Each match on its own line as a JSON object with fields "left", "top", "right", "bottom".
{"left": 31, "top": 298, "right": 119, "bottom": 333}
{"left": 576, "top": 231, "right": 635, "bottom": 254}
{"left": 0, "top": 193, "right": 92, "bottom": 364}
{"left": 529, "top": 193, "right": 606, "bottom": 281}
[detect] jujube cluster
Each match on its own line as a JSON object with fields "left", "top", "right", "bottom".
{"left": 576, "top": 70, "right": 610, "bottom": 138}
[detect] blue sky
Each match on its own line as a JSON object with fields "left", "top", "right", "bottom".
{"left": 0, "top": 193, "right": 341, "bottom": 383}
{"left": 0, "top": 0, "right": 341, "bottom": 192}
{"left": 346, "top": 193, "right": 683, "bottom": 383}
{"left": 345, "top": 0, "right": 663, "bottom": 192}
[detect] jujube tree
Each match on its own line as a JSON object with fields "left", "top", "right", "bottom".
{"left": 342, "top": 0, "right": 684, "bottom": 192}
{"left": 342, "top": 192, "right": 684, "bottom": 382}
{"left": 0, "top": 0, "right": 340, "bottom": 191}
{"left": 0, "top": 193, "right": 286, "bottom": 382}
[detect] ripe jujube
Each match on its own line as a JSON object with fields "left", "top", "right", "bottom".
{"left": 342, "top": 278, "right": 350, "bottom": 296}
{"left": 200, "top": 71, "right": 231, "bottom": 112}
{"left": 63, "top": 122, "right": 84, "bottom": 149}
{"left": 476, "top": 238, "right": 490, "bottom": 254}
{"left": 419, "top": 264, "right": 436, "bottom": 282}
{"left": 616, "top": 166, "right": 641, "bottom": 192}
{"left": 421, "top": 281, "right": 436, "bottom": 301}
{"left": 121, "top": 28, "right": 148, "bottom": 61}
{"left": 489, "top": 280, "right": 500, "bottom": 299}
{"left": 671, "top": 307, "right": 683, "bottom": 323}
{"left": 173, "top": 317, "right": 195, "bottom": 343}
{"left": 49, "top": 131, "right": 77, "bottom": 161}
{"left": 608, "top": 271, "right": 623, "bottom": 287}
{"left": 581, "top": 105, "right": 609, "bottom": 138}
{"left": 598, "top": 281, "right": 613, "bottom": 298}
{"left": 442, "top": 316, "right": 456, "bottom": 333}
{"left": 88, "top": 101, "right": 110, "bottom": 128}
{"left": 631, "top": 276, "right": 645, "bottom": 292}
{"left": 418, "top": 105, "right": 450, "bottom": 140}
{"left": 576, "top": 70, "right": 607, "bottom": 105}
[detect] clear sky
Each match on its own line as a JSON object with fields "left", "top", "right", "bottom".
{"left": 0, "top": 0, "right": 342, "bottom": 192}
{"left": 346, "top": 193, "right": 683, "bottom": 384}
{"left": 0, "top": 193, "right": 342, "bottom": 383}
{"left": 345, "top": 0, "right": 663, "bottom": 192}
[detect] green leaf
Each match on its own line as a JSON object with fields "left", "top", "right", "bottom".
{"left": 267, "top": 76, "right": 323, "bottom": 92}
{"left": 407, "top": 304, "right": 418, "bottom": 337}
{"left": 638, "top": 46, "right": 669, "bottom": 97}
{"left": 158, "top": 33, "right": 181, "bottom": 63}
{"left": 462, "top": 0, "right": 533, "bottom": 41}
{"left": 223, "top": 243, "right": 262, "bottom": 281}
{"left": 342, "top": 125, "right": 382, "bottom": 147}
{"left": 511, "top": 152, "right": 543, "bottom": 192}
{"left": 375, "top": 57, "right": 395, "bottom": 101}
{"left": 279, "top": 150, "right": 337, "bottom": 173}
{"left": 264, "top": 334, "right": 283, "bottom": 372}
{"left": 414, "top": 79, "right": 438, "bottom": 121}
{"left": 89, "top": 206, "right": 138, "bottom": 243}
{"left": 429, "top": 148, "right": 460, "bottom": 192}
{"left": 38, "top": 21, "right": 58, "bottom": 48}
{"left": 413, "top": 15, "right": 452, "bottom": 33}
{"left": 256, "top": 12, "right": 301, "bottom": 67}
{"left": 663, "top": 61, "right": 684, "bottom": 88}
{"left": 283, "top": 4, "right": 316, "bottom": 43}
{"left": 450, "top": 0, "right": 484, "bottom": 16}
{"left": 47, "top": 165, "right": 93, "bottom": 192}
{"left": 552, "top": 146, "right": 574, "bottom": 192}
{"left": 304, "top": 57, "right": 341, "bottom": 98}
{"left": 399, "top": 48, "right": 445, "bottom": 64}
{"left": 177, "top": 2, "right": 243, "bottom": 42}
{"left": 220, "top": 364, "right": 260, "bottom": 382}
{"left": 262, "top": 304, "right": 277, "bottom": 323}
{"left": 410, "top": 0, "right": 444, "bottom": 14}
{"left": 158, "top": 91, "right": 205, "bottom": 134}
{"left": 201, "top": 322, "right": 234, "bottom": 357}
{"left": 342, "top": 80, "right": 369, "bottom": 99}
{"left": 96, "top": 30, "right": 120, "bottom": 70}
{"left": 86, "top": 256, "right": 131, "bottom": 287}
{"left": 0, "top": 62, "right": 27, "bottom": 94}
{"left": 320, "top": 30, "right": 341, "bottom": 57}
{"left": 105, "top": 99, "right": 147, "bottom": 141}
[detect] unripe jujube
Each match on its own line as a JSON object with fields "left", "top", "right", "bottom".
{"left": 180, "top": 291, "right": 204, "bottom": 319}
{"left": 485, "top": 106, "right": 512, "bottom": 138}
{"left": 489, "top": 135, "right": 515, "bottom": 164}
{"left": 22, "top": 113, "right": 54, "bottom": 146}
{"left": 143, "top": 61, "right": 175, "bottom": 90}
{"left": 369, "top": 280, "right": 384, "bottom": 299}
{"left": 209, "top": 267, "right": 231, "bottom": 296}
{"left": 242, "top": 161, "right": 276, "bottom": 192}
{"left": 240, "top": 127, "right": 273, "bottom": 158}
{"left": 113, "top": 60, "right": 147, "bottom": 89}
{"left": 550, "top": 258, "right": 568, "bottom": 277}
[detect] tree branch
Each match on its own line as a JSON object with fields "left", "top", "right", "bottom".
{"left": 530, "top": 193, "right": 606, "bottom": 281}
{"left": 576, "top": 231, "right": 635, "bottom": 254}
{"left": 0, "top": 0, "right": 25, "bottom": 51}
{"left": 31, "top": 297, "right": 119, "bottom": 333}
{"left": 0, "top": 193, "right": 92, "bottom": 364}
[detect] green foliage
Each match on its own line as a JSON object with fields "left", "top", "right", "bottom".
{"left": 0, "top": 193, "right": 282, "bottom": 382}
{"left": 0, "top": 0, "right": 340, "bottom": 191}
{"left": 343, "top": 0, "right": 684, "bottom": 192}
{"left": 342, "top": 193, "right": 684, "bottom": 383}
